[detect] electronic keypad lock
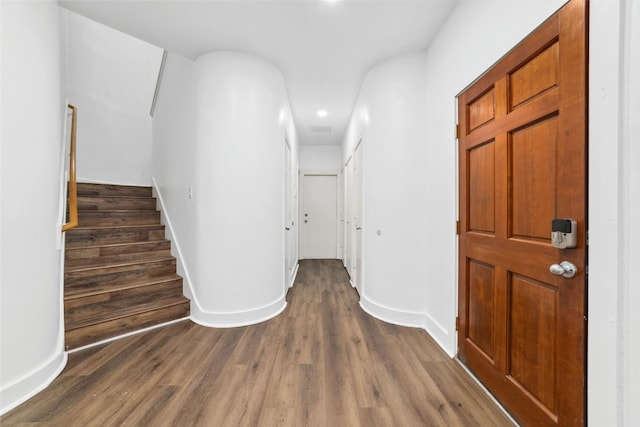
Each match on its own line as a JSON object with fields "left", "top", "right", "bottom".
{"left": 551, "top": 219, "right": 577, "bottom": 249}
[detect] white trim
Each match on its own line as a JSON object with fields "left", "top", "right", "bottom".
{"left": 151, "top": 177, "right": 199, "bottom": 310}
{"left": 67, "top": 317, "right": 189, "bottom": 354}
{"left": 621, "top": 1, "right": 640, "bottom": 424}
{"left": 289, "top": 262, "right": 299, "bottom": 288}
{"left": 455, "top": 359, "right": 519, "bottom": 426}
{"left": 588, "top": 3, "right": 625, "bottom": 424}
{"left": 299, "top": 170, "right": 341, "bottom": 260}
{"left": 190, "top": 296, "right": 287, "bottom": 328}
{"left": 0, "top": 351, "right": 67, "bottom": 416}
{"left": 299, "top": 168, "right": 340, "bottom": 176}
{"left": 423, "top": 311, "right": 454, "bottom": 358}
{"left": 359, "top": 295, "right": 426, "bottom": 329}
{"left": 152, "top": 177, "right": 287, "bottom": 328}
{"left": 76, "top": 177, "right": 152, "bottom": 187}
{"left": 359, "top": 294, "right": 454, "bottom": 357}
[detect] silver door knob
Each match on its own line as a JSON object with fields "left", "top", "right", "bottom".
{"left": 549, "top": 261, "right": 577, "bottom": 278}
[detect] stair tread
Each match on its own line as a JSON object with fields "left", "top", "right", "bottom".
{"left": 66, "top": 240, "right": 170, "bottom": 251}
{"left": 77, "top": 209, "right": 159, "bottom": 214}
{"left": 65, "top": 294, "right": 189, "bottom": 331}
{"left": 64, "top": 305, "right": 189, "bottom": 350}
{"left": 64, "top": 183, "right": 188, "bottom": 349}
{"left": 69, "top": 224, "right": 164, "bottom": 231}
{"left": 65, "top": 253, "right": 175, "bottom": 273}
{"left": 77, "top": 195, "right": 155, "bottom": 200}
{"left": 76, "top": 183, "right": 152, "bottom": 196}
{"left": 65, "top": 274, "right": 182, "bottom": 300}
{"left": 65, "top": 250, "right": 173, "bottom": 270}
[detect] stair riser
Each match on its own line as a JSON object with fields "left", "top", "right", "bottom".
{"left": 64, "top": 183, "right": 189, "bottom": 350}
{"left": 66, "top": 241, "right": 171, "bottom": 260}
{"left": 77, "top": 212, "right": 161, "bottom": 227}
{"left": 65, "top": 303, "right": 190, "bottom": 350}
{"left": 66, "top": 227, "right": 165, "bottom": 247}
{"left": 65, "top": 279, "right": 183, "bottom": 310}
{"left": 77, "top": 197, "right": 157, "bottom": 211}
{"left": 65, "top": 260, "right": 176, "bottom": 288}
{"left": 76, "top": 183, "right": 152, "bottom": 198}
{"left": 65, "top": 249, "right": 172, "bottom": 269}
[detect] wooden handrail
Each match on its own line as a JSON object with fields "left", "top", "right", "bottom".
{"left": 62, "top": 104, "right": 78, "bottom": 232}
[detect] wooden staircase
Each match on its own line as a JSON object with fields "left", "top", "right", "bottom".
{"left": 64, "top": 183, "right": 190, "bottom": 350}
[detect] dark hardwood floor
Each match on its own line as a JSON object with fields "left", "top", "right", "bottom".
{"left": 1, "top": 259, "right": 513, "bottom": 426}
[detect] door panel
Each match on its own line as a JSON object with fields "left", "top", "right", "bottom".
{"left": 284, "top": 141, "right": 295, "bottom": 286}
{"left": 353, "top": 141, "right": 364, "bottom": 294}
{"left": 457, "top": 1, "right": 587, "bottom": 425}
{"left": 510, "top": 115, "right": 558, "bottom": 240}
{"left": 344, "top": 157, "right": 353, "bottom": 276}
{"left": 301, "top": 174, "right": 337, "bottom": 259}
{"left": 468, "top": 141, "right": 495, "bottom": 233}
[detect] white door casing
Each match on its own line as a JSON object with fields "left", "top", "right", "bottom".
{"left": 300, "top": 173, "right": 338, "bottom": 259}
{"left": 353, "top": 140, "right": 364, "bottom": 294}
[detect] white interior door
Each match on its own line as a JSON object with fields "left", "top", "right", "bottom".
{"left": 353, "top": 141, "right": 364, "bottom": 293}
{"left": 301, "top": 174, "right": 337, "bottom": 259}
{"left": 344, "top": 157, "right": 353, "bottom": 276}
{"left": 337, "top": 168, "right": 344, "bottom": 261}
{"left": 284, "top": 140, "right": 295, "bottom": 287}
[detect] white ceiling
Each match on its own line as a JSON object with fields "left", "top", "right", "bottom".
{"left": 59, "top": 0, "right": 458, "bottom": 145}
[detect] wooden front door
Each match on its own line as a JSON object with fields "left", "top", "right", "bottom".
{"left": 457, "top": 1, "right": 587, "bottom": 425}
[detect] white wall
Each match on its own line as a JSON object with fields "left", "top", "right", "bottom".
{"left": 420, "top": 0, "right": 568, "bottom": 355}
{"left": 0, "top": 1, "right": 67, "bottom": 414}
{"left": 62, "top": 9, "right": 163, "bottom": 186}
{"left": 343, "top": 51, "right": 437, "bottom": 329}
{"left": 620, "top": 1, "right": 640, "bottom": 425}
{"left": 343, "top": 0, "right": 640, "bottom": 424}
{"left": 151, "top": 53, "right": 198, "bottom": 305}
{"left": 621, "top": 3, "right": 640, "bottom": 423}
{"left": 299, "top": 145, "right": 342, "bottom": 170}
{"left": 341, "top": 0, "right": 570, "bottom": 365}
{"left": 589, "top": 1, "right": 640, "bottom": 424}
{"left": 152, "top": 51, "right": 299, "bottom": 327}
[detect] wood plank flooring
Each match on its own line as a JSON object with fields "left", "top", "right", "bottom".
{"left": 1, "top": 259, "right": 513, "bottom": 426}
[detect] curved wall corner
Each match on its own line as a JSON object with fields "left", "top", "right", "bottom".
{"left": 342, "top": 52, "right": 435, "bottom": 331}
{"left": 1, "top": 1, "right": 67, "bottom": 414}
{"left": 189, "top": 51, "right": 289, "bottom": 326}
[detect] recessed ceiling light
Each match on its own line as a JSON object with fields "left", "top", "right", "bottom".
{"left": 317, "top": 110, "right": 328, "bottom": 117}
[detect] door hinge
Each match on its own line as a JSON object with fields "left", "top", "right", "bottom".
{"left": 586, "top": 230, "right": 589, "bottom": 246}
{"left": 455, "top": 124, "right": 460, "bottom": 139}
{"left": 455, "top": 316, "right": 460, "bottom": 331}
{"left": 456, "top": 220, "right": 461, "bottom": 235}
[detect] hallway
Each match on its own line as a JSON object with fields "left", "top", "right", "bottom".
{"left": 1, "top": 260, "right": 511, "bottom": 426}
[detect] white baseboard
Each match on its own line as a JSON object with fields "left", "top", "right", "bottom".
{"left": 289, "top": 262, "right": 299, "bottom": 288}
{"left": 0, "top": 351, "right": 67, "bottom": 416}
{"left": 75, "top": 177, "right": 151, "bottom": 186}
{"left": 151, "top": 177, "right": 199, "bottom": 310}
{"left": 190, "top": 296, "right": 287, "bottom": 328}
{"left": 359, "top": 295, "right": 426, "bottom": 328}
{"left": 359, "top": 294, "right": 455, "bottom": 357}
{"left": 67, "top": 317, "right": 190, "bottom": 354}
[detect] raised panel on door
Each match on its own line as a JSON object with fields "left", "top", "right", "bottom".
{"left": 457, "top": 1, "right": 587, "bottom": 425}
